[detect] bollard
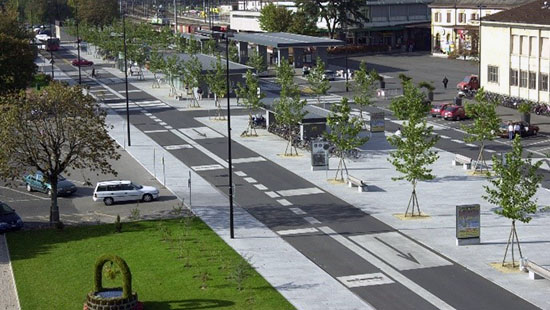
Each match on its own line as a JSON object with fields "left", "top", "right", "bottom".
{"left": 162, "top": 156, "right": 166, "bottom": 187}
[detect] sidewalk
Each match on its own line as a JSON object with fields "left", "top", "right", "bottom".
{"left": 66, "top": 44, "right": 550, "bottom": 309}
{"left": 0, "top": 235, "right": 20, "bottom": 310}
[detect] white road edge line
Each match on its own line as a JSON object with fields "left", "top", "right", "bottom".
{"left": 318, "top": 226, "right": 456, "bottom": 310}
{"left": 0, "top": 186, "right": 49, "bottom": 200}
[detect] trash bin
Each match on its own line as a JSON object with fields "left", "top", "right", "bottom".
{"left": 454, "top": 96, "right": 462, "bottom": 106}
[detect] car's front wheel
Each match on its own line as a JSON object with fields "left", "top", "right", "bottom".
{"left": 104, "top": 197, "right": 114, "bottom": 206}
{"left": 142, "top": 194, "right": 153, "bottom": 202}
{"left": 46, "top": 189, "right": 52, "bottom": 197}
{"left": 26, "top": 184, "right": 32, "bottom": 192}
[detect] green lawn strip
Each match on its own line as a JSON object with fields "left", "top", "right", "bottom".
{"left": 7, "top": 218, "right": 295, "bottom": 310}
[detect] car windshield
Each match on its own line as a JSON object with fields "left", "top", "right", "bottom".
{"left": 463, "top": 77, "right": 470, "bottom": 82}
{"left": 445, "top": 106, "right": 457, "bottom": 112}
{"left": 131, "top": 183, "right": 143, "bottom": 189}
{"left": 0, "top": 202, "right": 14, "bottom": 215}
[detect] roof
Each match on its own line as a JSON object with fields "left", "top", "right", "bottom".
{"left": 162, "top": 52, "right": 251, "bottom": 74}
{"left": 483, "top": 0, "right": 550, "bottom": 25}
{"left": 97, "top": 180, "right": 131, "bottom": 186}
{"left": 180, "top": 33, "right": 210, "bottom": 42}
{"left": 429, "top": 0, "right": 533, "bottom": 8}
{"left": 231, "top": 32, "right": 344, "bottom": 48}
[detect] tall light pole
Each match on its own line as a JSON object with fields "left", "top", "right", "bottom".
{"left": 477, "top": 5, "right": 485, "bottom": 86}
{"left": 173, "top": 0, "right": 178, "bottom": 34}
{"left": 343, "top": 0, "right": 349, "bottom": 92}
{"left": 122, "top": 3, "right": 132, "bottom": 146}
{"left": 75, "top": 1, "right": 82, "bottom": 84}
{"left": 225, "top": 30, "right": 234, "bottom": 239}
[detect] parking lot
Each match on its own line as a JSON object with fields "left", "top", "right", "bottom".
{"left": 0, "top": 147, "right": 180, "bottom": 228}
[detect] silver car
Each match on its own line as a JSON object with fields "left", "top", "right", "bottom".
{"left": 93, "top": 180, "right": 159, "bottom": 206}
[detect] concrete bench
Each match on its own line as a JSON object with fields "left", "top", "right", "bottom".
{"left": 521, "top": 259, "right": 550, "bottom": 281}
{"left": 452, "top": 154, "right": 472, "bottom": 170}
{"left": 348, "top": 175, "right": 368, "bottom": 193}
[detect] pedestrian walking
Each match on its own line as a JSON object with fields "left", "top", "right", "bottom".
{"left": 197, "top": 87, "right": 203, "bottom": 101}
{"left": 514, "top": 122, "right": 521, "bottom": 137}
{"left": 91, "top": 67, "right": 96, "bottom": 78}
{"left": 442, "top": 76, "right": 448, "bottom": 89}
{"left": 395, "top": 127, "right": 402, "bottom": 138}
{"left": 507, "top": 121, "right": 514, "bottom": 140}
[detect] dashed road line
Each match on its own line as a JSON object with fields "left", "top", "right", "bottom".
{"left": 235, "top": 171, "right": 247, "bottom": 177}
{"left": 485, "top": 149, "right": 496, "bottom": 153}
{"left": 254, "top": 184, "right": 268, "bottom": 190}
{"left": 289, "top": 208, "right": 306, "bottom": 215}
{"left": 243, "top": 177, "right": 257, "bottom": 183}
{"left": 144, "top": 129, "right": 169, "bottom": 133}
{"left": 277, "top": 227, "right": 318, "bottom": 236}
{"left": 265, "top": 191, "right": 280, "bottom": 198}
{"left": 439, "top": 135, "right": 450, "bottom": 139}
{"left": 191, "top": 164, "right": 224, "bottom": 171}
{"left": 277, "top": 187, "right": 324, "bottom": 197}
{"left": 232, "top": 156, "right": 267, "bottom": 164}
{"left": 304, "top": 217, "right": 321, "bottom": 225}
{"left": 277, "top": 199, "right": 293, "bottom": 206}
{"left": 466, "top": 143, "right": 477, "bottom": 148}
{"left": 165, "top": 144, "right": 193, "bottom": 150}
{"left": 159, "top": 122, "right": 167, "bottom": 126}
{"left": 451, "top": 139, "right": 464, "bottom": 144}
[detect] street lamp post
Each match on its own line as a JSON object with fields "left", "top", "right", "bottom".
{"left": 75, "top": 1, "right": 82, "bottom": 84}
{"left": 122, "top": 7, "right": 132, "bottom": 146}
{"left": 478, "top": 5, "right": 485, "bottom": 86}
{"left": 344, "top": 1, "right": 349, "bottom": 92}
{"left": 225, "top": 30, "right": 234, "bottom": 239}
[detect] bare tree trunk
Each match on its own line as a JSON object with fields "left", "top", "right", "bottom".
{"left": 502, "top": 220, "right": 523, "bottom": 267}
{"left": 405, "top": 182, "right": 421, "bottom": 217}
{"left": 50, "top": 174, "right": 60, "bottom": 226}
{"left": 473, "top": 142, "right": 488, "bottom": 173}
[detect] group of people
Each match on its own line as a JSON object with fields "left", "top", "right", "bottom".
{"left": 507, "top": 121, "right": 526, "bottom": 140}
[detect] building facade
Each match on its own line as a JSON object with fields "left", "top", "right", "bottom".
{"left": 481, "top": 0, "right": 550, "bottom": 104}
{"left": 429, "top": 0, "right": 531, "bottom": 56}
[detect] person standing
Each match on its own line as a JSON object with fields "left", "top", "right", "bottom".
{"left": 507, "top": 121, "right": 514, "bottom": 140}
{"left": 442, "top": 76, "right": 449, "bottom": 89}
{"left": 514, "top": 122, "right": 521, "bottom": 138}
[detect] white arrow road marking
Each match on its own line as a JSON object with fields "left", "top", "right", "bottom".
{"left": 337, "top": 273, "right": 395, "bottom": 288}
{"left": 349, "top": 231, "right": 452, "bottom": 271}
{"left": 319, "top": 227, "right": 456, "bottom": 310}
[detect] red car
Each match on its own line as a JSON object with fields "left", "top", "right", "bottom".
{"left": 72, "top": 59, "right": 94, "bottom": 67}
{"left": 442, "top": 105, "right": 466, "bottom": 121}
{"left": 457, "top": 75, "right": 480, "bottom": 91}
{"left": 430, "top": 102, "right": 452, "bottom": 117}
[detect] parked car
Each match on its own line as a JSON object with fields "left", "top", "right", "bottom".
{"left": 430, "top": 102, "right": 452, "bottom": 117}
{"left": 457, "top": 75, "right": 480, "bottom": 91}
{"left": 442, "top": 105, "right": 466, "bottom": 121}
{"left": 71, "top": 59, "right": 94, "bottom": 67}
{"left": 93, "top": 180, "right": 159, "bottom": 206}
{"left": 498, "top": 121, "right": 539, "bottom": 138}
{"left": 322, "top": 70, "right": 336, "bottom": 81}
{"left": 24, "top": 172, "right": 77, "bottom": 196}
{"left": 0, "top": 202, "right": 23, "bottom": 233}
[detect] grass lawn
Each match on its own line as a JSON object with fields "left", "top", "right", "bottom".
{"left": 7, "top": 218, "right": 295, "bottom": 310}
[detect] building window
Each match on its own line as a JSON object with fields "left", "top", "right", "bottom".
{"left": 446, "top": 11, "right": 451, "bottom": 23}
{"left": 541, "top": 38, "right": 549, "bottom": 59}
{"left": 488, "top": 66, "right": 499, "bottom": 83}
{"left": 529, "top": 72, "right": 537, "bottom": 89}
{"left": 530, "top": 37, "right": 537, "bottom": 57}
{"left": 520, "top": 70, "right": 528, "bottom": 87}
{"left": 471, "top": 13, "right": 478, "bottom": 20}
{"left": 510, "top": 69, "right": 518, "bottom": 86}
{"left": 458, "top": 13, "right": 465, "bottom": 23}
{"left": 540, "top": 73, "right": 549, "bottom": 91}
{"left": 512, "top": 35, "right": 520, "bottom": 55}
{"left": 521, "top": 36, "right": 529, "bottom": 56}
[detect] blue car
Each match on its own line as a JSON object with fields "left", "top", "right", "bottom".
{"left": 24, "top": 171, "right": 77, "bottom": 196}
{"left": 0, "top": 202, "right": 23, "bottom": 233}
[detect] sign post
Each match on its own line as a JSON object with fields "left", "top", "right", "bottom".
{"left": 311, "top": 140, "right": 330, "bottom": 171}
{"left": 370, "top": 112, "right": 385, "bottom": 133}
{"left": 456, "top": 204, "right": 481, "bottom": 246}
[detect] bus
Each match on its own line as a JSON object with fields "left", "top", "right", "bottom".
{"left": 45, "top": 38, "right": 60, "bottom": 51}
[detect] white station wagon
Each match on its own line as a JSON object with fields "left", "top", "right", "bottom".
{"left": 93, "top": 180, "right": 159, "bottom": 206}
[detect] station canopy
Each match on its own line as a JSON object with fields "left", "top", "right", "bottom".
{"left": 232, "top": 32, "right": 344, "bottom": 48}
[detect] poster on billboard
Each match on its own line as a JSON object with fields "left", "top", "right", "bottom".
{"left": 311, "top": 141, "right": 329, "bottom": 170}
{"left": 456, "top": 204, "right": 480, "bottom": 245}
{"left": 370, "top": 112, "right": 385, "bottom": 132}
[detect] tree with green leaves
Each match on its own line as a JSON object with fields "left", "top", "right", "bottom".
{"left": 307, "top": 57, "right": 331, "bottom": 106}
{"left": 483, "top": 136, "right": 543, "bottom": 267}
{"left": 237, "top": 70, "right": 265, "bottom": 136}
{"left": 295, "top": 0, "right": 368, "bottom": 39}
{"left": 229, "top": 42, "right": 239, "bottom": 63}
{"left": 462, "top": 88, "right": 501, "bottom": 173}
{"left": 186, "top": 36, "right": 201, "bottom": 55}
{"left": 274, "top": 59, "right": 306, "bottom": 156}
{"left": 353, "top": 61, "right": 377, "bottom": 122}
{"left": 202, "top": 38, "right": 217, "bottom": 56}
{"left": 148, "top": 49, "right": 165, "bottom": 88}
{"left": 0, "top": 82, "right": 120, "bottom": 226}
{"left": 389, "top": 80, "right": 430, "bottom": 120}
{"left": 258, "top": 3, "right": 294, "bottom": 32}
{"left": 162, "top": 54, "right": 181, "bottom": 97}
{"left": 76, "top": 0, "right": 118, "bottom": 28}
{"left": 205, "top": 55, "right": 227, "bottom": 118}
{"left": 325, "top": 98, "right": 367, "bottom": 181}
{"left": 247, "top": 49, "right": 267, "bottom": 75}
{"left": 184, "top": 55, "right": 203, "bottom": 107}
{"left": 387, "top": 83, "right": 439, "bottom": 217}
{"left": 288, "top": 10, "right": 318, "bottom": 35}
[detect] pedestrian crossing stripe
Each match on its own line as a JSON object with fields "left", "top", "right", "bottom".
{"left": 191, "top": 164, "right": 224, "bottom": 171}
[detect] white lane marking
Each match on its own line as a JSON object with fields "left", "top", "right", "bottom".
{"left": 159, "top": 122, "right": 167, "bottom": 126}
{"left": 191, "top": 164, "right": 224, "bottom": 171}
{"left": 177, "top": 108, "right": 186, "bottom": 111}
{"left": 439, "top": 135, "right": 450, "bottom": 139}
{"left": 304, "top": 217, "right": 321, "bottom": 225}
{"left": 144, "top": 112, "right": 152, "bottom": 116}
{"left": 232, "top": 156, "right": 267, "bottom": 164}
{"left": 0, "top": 186, "right": 49, "bottom": 200}
{"left": 466, "top": 143, "right": 477, "bottom": 148}
{"left": 277, "top": 187, "right": 324, "bottom": 197}
{"left": 338, "top": 273, "right": 395, "bottom": 288}
{"left": 171, "top": 129, "right": 229, "bottom": 168}
{"left": 451, "top": 139, "right": 464, "bottom": 144}
{"left": 265, "top": 191, "right": 280, "bottom": 198}
{"left": 165, "top": 125, "right": 173, "bottom": 130}
{"left": 277, "top": 227, "right": 318, "bottom": 236}
{"left": 319, "top": 227, "right": 456, "bottom": 310}
{"left": 235, "top": 171, "right": 247, "bottom": 177}
{"left": 150, "top": 115, "right": 158, "bottom": 119}
{"left": 485, "top": 149, "right": 496, "bottom": 153}
{"left": 290, "top": 208, "right": 306, "bottom": 215}
{"left": 254, "top": 184, "right": 268, "bottom": 190}
{"left": 277, "top": 199, "right": 293, "bottom": 206}
{"left": 179, "top": 127, "right": 223, "bottom": 139}
{"left": 117, "top": 89, "right": 142, "bottom": 93}
{"left": 135, "top": 99, "right": 164, "bottom": 104}
{"left": 350, "top": 232, "right": 452, "bottom": 271}
{"left": 165, "top": 144, "right": 193, "bottom": 150}
{"left": 526, "top": 139, "right": 550, "bottom": 147}
{"left": 243, "top": 177, "right": 257, "bottom": 183}
{"left": 144, "top": 129, "right": 169, "bottom": 133}
{"left": 154, "top": 119, "right": 162, "bottom": 122}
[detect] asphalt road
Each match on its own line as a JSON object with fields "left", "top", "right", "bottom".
{"left": 39, "top": 46, "right": 545, "bottom": 309}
